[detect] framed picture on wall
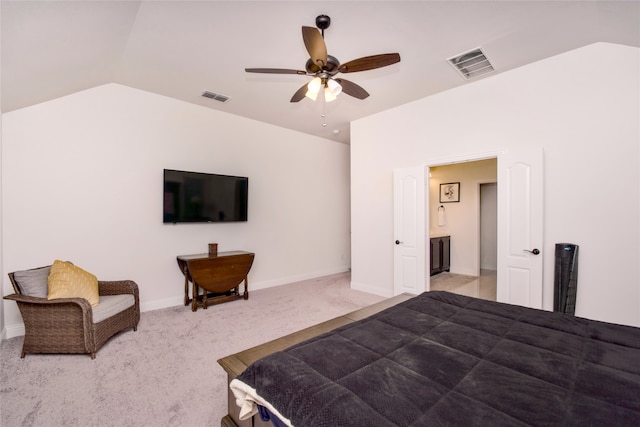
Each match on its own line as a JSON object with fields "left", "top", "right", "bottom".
{"left": 440, "top": 182, "right": 460, "bottom": 203}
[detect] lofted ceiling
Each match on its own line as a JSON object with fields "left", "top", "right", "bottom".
{"left": 1, "top": 1, "right": 639, "bottom": 144}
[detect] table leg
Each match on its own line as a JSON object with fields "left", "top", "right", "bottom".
{"left": 243, "top": 278, "right": 249, "bottom": 300}
{"left": 184, "top": 276, "right": 190, "bottom": 306}
{"left": 192, "top": 282, "right": 198, "bottom": 312}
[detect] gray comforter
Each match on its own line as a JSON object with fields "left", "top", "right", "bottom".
{"left": 230, "top": 291, "right": 640, "bottom": 426}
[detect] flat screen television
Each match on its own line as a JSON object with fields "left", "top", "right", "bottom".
{"left": 163, "top": 169, "right": 248, "bottom": 223}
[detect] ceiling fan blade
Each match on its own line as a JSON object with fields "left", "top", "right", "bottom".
{"left": 302, "top": 26, "right": 328, "bottom": 69}
{"left": 290, "top": 83, "right": 309, "bottom": 102}
{"left": 245, "top": 68, "right": 307, "bottom": 75}
{"left": 334, "top": 78, "right": 370, "bottom": 100}
{"left": 338, "top": 53, "right": 401, "bottom": 73}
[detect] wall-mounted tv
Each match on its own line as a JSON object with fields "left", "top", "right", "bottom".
{"left": 163, "top": 169, "right": 248, "bottom": 223}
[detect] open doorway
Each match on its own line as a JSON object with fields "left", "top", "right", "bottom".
{"left": 393, "top": 147, "right": 542, "bottom": 307}
{"left": 427, "top": 159, "right": 497, "bottom": 300}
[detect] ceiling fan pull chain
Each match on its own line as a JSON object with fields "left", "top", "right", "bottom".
{"left": 321, "top": 101, "right": 327, "bottom": 127}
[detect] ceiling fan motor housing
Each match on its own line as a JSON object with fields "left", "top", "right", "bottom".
{"left": 306, "top": 55, "right": 340, "bottom": 74}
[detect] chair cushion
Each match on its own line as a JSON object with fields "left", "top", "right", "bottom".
{"left": 47, "top": 260, "right": 100, "bottom": 307}
{"left": 92, "top": 294, "right": 135, "bottom": 324}
{"left": 13, "top": 266, "right": 51, "bottom": 298}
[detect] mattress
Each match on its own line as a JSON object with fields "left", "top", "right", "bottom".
{"left": 230, "top": 291, "right": 640, "bottom": 426}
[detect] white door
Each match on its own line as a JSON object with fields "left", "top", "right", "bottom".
{"left": 393, "top": 166, "right": 427, "bottom": 295}
{"left": 497, "top": 147, "right": 544, "bottom": 308}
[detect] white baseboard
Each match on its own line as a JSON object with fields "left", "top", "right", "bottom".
{"left": 449, "top": 268, "right": 480, "bottom": 277}
{"left": 250, "top": 266, "right": 350, "bottom": 292}
{"left": 2, "top": 267, "right": 353, "bottom": 339}
{"left": 350, "top": 281, "right": 394, "bottom": 298}
{"left": 5, "top": 323, "right": 25, "bottom": 339}
{"left": 140, "top": 296, "right": 184, "bottom": 313}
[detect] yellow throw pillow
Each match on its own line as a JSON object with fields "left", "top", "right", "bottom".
{"left": 47, "top": 260, "right": 100, "bottom": 307}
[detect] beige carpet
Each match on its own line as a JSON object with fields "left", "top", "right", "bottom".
{"left": 429, "top": 272, "right": 477, "bottom": 292}
{"left": 0, "top": 272, "right": 385, "bottom": 427}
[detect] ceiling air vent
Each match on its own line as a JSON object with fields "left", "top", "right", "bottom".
{"left": 448, "top": 47, "right": 494, "bottom": 80}
{"left": 202, "top": 90, "right": 230, "bottom": 103}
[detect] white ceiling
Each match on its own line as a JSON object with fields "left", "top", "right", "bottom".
{"left": 2, "top": 1, "right": 639, "bottom": 144}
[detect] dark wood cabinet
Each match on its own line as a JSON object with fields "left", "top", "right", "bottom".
{"left": 430, "top": 236, "right": 450, "bottom": 276}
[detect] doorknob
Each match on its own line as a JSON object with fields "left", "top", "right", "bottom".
{"left": 395, "top": 240, "right": 402, "bottom": 245}
{"left": 524, "top": 248, "right": 540, "bottom": 255}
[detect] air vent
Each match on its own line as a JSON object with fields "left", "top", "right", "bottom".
{"left": 448, "top": 47, "right": 494, "bottom": 80}
{"left": 202, "top": 90, "right": 230, "bottom": 103}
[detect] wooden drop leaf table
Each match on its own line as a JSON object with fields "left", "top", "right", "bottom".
{"left": 177, "top": 251, "right": 255, "bottom": 312}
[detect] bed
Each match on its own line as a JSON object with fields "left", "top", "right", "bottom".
{"left": 220, "top": 291, "right": 640, "bottom": 426}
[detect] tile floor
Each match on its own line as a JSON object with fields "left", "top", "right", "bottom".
{"left": 430, "top": 269, "right": 496, "bottom": 301}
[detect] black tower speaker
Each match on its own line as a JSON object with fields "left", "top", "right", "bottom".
{"left": 554, "top": 243, "right": 579, "bottom": 315}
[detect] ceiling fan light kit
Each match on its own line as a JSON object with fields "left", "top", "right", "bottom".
{"left": 245, "top": 15, "right": 401, "bottom": 104}
{"left": 323, "top": 86, "right": 337, "bottom": 103}
{"left": 305, "top": 77, "right": 321, "bottom": 101}
{"left": 305, "top": 76, "right": 343, "bottom": 102}
{"left": 326, "top": 78, "right": 342, "bottom": 98}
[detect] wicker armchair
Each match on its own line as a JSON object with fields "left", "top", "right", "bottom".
{"left": 4, "top": 266, "right": 140, "bottom": 359}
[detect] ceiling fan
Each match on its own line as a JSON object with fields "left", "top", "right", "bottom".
{"left": 245, "top": 15, "right": 401, "bottom": 103}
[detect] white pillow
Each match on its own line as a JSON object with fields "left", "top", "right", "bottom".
{"left": 13, "top": 266, "right": 50, "bottom": 298}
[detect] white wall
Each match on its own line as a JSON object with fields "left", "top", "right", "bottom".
{"left": 2, "top": 83, "right": 351, "bottom": 336}
{"left": 480, "top": 183, "right": 497, "bottom": 270}
{"left": 351, "top": 43, "right": 640, "bottom": 327}
{"left": 0, "top": 1, "right": 4, "bottom": 339}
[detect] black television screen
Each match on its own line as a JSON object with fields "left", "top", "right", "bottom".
{"left": 163, "top": 169, "right": 248, "bottom": 223}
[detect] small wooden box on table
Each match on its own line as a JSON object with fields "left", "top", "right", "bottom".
{"left": 177, "top": 251, "right": 254, "bottom": 312}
